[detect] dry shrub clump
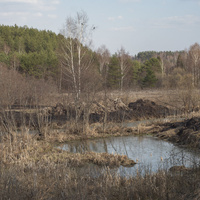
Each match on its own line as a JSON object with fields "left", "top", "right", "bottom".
{"left": 0, "top": 65, "right": 58, "bottom": 107}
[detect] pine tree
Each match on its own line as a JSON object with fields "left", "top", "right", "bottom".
{"left": 107, "top": 55, "right": 122, "bottom": 89}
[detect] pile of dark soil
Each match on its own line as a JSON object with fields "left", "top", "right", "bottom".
{"left": 128, "top": 99, "right": 170, "bottom": 120}
{"left": 50, "top": 98, "right": 172, "bottom": 123}
{"left": 0, "top": 98, "right": 174, "bottom": 127}
{"left": 145, "top": 117, "right": 200, "bottom": 148}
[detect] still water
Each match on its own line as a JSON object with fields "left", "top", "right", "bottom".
{"left": 60, "top": 135, "right": 200, "bottom": 176}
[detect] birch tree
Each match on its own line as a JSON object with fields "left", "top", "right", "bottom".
{"left": 96, "top": 45, "right": 110, "bottom": 86}
{"left": 59, "top": 11, "right": 95, "bottom": 100}
{"left": 118, "top": 47, "right": 131, "bottom": 91}
{"left": 59, "top": 11, "right": 98, "bottom": 131}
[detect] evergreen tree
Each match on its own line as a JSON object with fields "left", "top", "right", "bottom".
{"left": 0, "top": 25, "right": 59, "bottom": 80}
{"left": 107, "top": 55, "right": 121, "bottom": 89}
{"left": 138, "top": 57, "right": 161, "bottom": 88}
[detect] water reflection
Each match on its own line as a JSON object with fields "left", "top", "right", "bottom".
{"left": 60, "top": 135, "right": 200, "bottom": 175}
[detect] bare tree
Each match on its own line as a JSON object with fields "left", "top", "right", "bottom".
{"left": 117, "top": 46, "right": 131, "bottom": 91}
{"left": 96, "top": 45, "right": 111, "bottom": 132}
{"left": 97, "top": 45, "right": 110, "bottom": 74}
{"left": 187, "top": 43, "right": 200, "bottom": 87}
{"left": 59, "top": 11, "right": 95, "bottom": 100}
{"left": 59, "top": 11, "right": 100, "bottom": 131}
{"left": 96, "top": 45, "right": 110, "bottom": 87}
{"left": 157, "top": 52, "right": 165, "bottom": 78}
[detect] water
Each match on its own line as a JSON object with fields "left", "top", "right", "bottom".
{"left": 60, "top": 135, "right": 200, "bottom": 176}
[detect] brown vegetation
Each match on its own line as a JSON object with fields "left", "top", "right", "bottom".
{"left": 0, "top": 131, "right": 135, "bottom": 169}
{"left": 0, "top": 64, "right": 58, "bottom": 107}
{"left": 0, "top": 131, "right": 200, "bottom": 200}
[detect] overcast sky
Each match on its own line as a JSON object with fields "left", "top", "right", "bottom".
{"left": 0, "top": 0, "right": 200, "bottom": 56}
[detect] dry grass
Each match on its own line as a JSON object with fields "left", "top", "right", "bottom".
{"left": 0, "top": 143, "right": 200, "bottom": 200}
{"left": 49, "top": 89, "right": 183, "bottom": 110}
{"left": 108, "top": 89, "right": 177, "bottom": 106}
{"left": 0, "top": 121, "right": 200, "bottom": 199}
{"left": 1, "top": 88, "right": 200, "bottom": 199}
{"left": 35, "top": 121, "right": 139, "bottom": 144}
{"left": 0, "top": 131, "right": 136, "bottom": 168}
{"left": 106, "top": 89, "right": 200, "bottom": 113}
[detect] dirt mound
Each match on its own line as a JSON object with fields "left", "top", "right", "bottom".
{"left": 128, "top": 99, "right": 170, "bottom": 120}
{"left": 89, "top": 98, "right": 171, "bottom": 122}
{"left": 50, "top": 98, "right": 131, "bottom": 123}
{"left": 0, "top": 98, "right": 173, "bottom": 129}
{"left": 185, "top": 117, "right": 200, "bottom": 131}
{"left": 145, "top": 117, "right": 200, "bottom": 148}
{"left": 49, "top": 98, "right": 172, "bottom": 123}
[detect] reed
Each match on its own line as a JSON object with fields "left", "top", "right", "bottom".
{"left": 0, "top": 88, "right": 200, "bottom": 199}
{"left": 0, "top": 130, "right": 200, "bottom": 200}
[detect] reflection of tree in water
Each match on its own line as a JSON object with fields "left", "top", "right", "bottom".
{"left": 67, "top": 140, "right": 101, "bottom": 153}
{"left": 67, "top": 141, "right": 90, "bottom": 153}
{"left": 79, "top": 141, "right": 91, "bottom": 153}
{"left": 68, "top": 144, "right": 75, "bottom": 152}
{"left": 103, "top": 139, "right": 108, "bottom": 153}
{"left": 167, "top": 147, "right": 200, "bottom": 167}
{"left": 105, "top": 137, "right": 130, "bottom": 157}
{"left": 137, "top": 136, "right": 145, "bottom": 142}
{"left": 90, "top": 141, "right": 99, "bottom": 152}
{"left": 122, "top": 137, "right": 129, "bottom": 157}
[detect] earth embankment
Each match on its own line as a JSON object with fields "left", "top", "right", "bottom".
{"left": 143, "top": 117, "right": 200, "bottom": 149}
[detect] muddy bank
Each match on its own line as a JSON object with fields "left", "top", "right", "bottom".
{"left": 143, "top": 117, "right": 200, "bottom": 149}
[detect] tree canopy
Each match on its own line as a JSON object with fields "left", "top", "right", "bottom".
{"left": 0, "top": 24, "right": 60, "bottom": 79}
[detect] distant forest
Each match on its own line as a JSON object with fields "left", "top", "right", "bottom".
{"left": 0, "top": 24, "right": 199, "bottom": 93}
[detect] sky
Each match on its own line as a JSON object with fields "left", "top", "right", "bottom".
{"left": 0, "top": 0, "right": 200, "bottom": 56}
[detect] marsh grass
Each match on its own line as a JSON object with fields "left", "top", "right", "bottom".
{"left": 1, "top": 89, "right": 200, "bottom": 199}
{"left": 0, "top": 130, "right": 200, "bottom": 200}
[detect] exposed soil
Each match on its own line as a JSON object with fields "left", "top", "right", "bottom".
{"left": 1, "top": 98, "right": 175, "bottom": 127}
{"left": 50, "top": 98, "right": 174, "bottom": 124}
{"left": 128, "top": 99, "right": 171, "bottom": 119}
{"left": 142, "top": 117, "right": 200, "bottom": 149}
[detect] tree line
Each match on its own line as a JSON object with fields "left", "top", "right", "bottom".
{"left": 0, "top": 16, "right": 200, "bottom": 98}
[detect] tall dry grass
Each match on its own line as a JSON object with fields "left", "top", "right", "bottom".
{"left": 0, "top": 130, "right": 200, "bottom": 200}
{"left": 1, "top": 86, "right": 200, "bottom": 199}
